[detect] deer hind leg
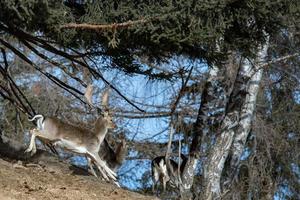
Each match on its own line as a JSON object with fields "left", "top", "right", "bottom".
{"left": 162, "top": 176, "right": 167, "bottom": 193}
{"left": 152, "top": 167, "right": 159, "bottom": 194}
{"left": 25, "top": 130, "right": 37, "bottom": 155}
{"left": 25, "top": 129, "right": 56, "bottom": 156}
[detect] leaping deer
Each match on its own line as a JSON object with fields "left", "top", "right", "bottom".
{"left": 25, "top": 87, "right": 118, "bottom": 184}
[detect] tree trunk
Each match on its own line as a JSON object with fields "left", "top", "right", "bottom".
{"left": 224, "top": 40, "right": 269, "bottom": 188}
{"left": 186, "top": 52, "right": 240, "bottom": 199}
{"left": 189, "top": 65, "right": 221, "bottom": 155}
{"left": 201, "top": 40, "right": 269, "bottom": 200}
{"left": 181, "top": 64, "right": 226, "bottom": 198}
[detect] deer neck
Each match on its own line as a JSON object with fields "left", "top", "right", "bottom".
{"left": 95, "top": 119, "right": 108, "bottom": 144}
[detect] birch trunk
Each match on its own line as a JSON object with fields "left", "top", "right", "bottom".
{"left": 202, "top": 40, "right": 269, "bottom": 200}
{"left": 186, "top": 52, "right": 239, "bottom": 199}
{"left": 224, "top": 41, "right": 269, "bottom": 188}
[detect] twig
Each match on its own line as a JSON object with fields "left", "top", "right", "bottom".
{"left": 260, "top": 52, "right": 299, "bottom": 67}
{"left": 170, "top": 66, "right": 194, "bottom": 114}
{"left": 166, "top": 66, "right": 194, "bottom": 159}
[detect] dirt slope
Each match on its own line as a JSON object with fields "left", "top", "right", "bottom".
{"left": 0, "top": 157, "right": 157, "bottom": 200}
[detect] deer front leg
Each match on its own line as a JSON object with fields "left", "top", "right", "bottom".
{"left": 86, "top": 151, "right": 119, "bottom": 186}
{"left": 87, "top": 156, "right": 99, "bottom": 178}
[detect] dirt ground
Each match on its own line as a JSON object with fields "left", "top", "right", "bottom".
{"left": 0, "top": 157, "right": 158, "bottom": 200}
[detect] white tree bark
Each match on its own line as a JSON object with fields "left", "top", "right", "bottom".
{"left": 202, "top": 39, "right": 269, "bottom": 200}
{"left": 227, "top": 41, "right": 269, "bottom": 184}
{"left": 203, "top": 113, "right": 237, "bottom": 200}
{"left": 183, "top": 65, "right": 220, "bottom": 187}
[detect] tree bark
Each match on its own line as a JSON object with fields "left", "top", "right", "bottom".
{"left": 224, "top": 40, "right": 269, "bottom": 189}
{"left": 180, "top": 64, "right": 225, "bottom": 198}
{"left": 189, "top": 65, "right": 221, "bottom": 155}
{"left": 202, "top": 40, "right": 269, "bottom": 200}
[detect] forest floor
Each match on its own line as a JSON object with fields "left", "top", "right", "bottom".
{"left": 0, "top": 156, "right": 158, "bottom": 200}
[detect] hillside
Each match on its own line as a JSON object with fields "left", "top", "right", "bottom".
{"left": 0, "top": 135, "right": 157, "bottom": 200}
{"left": 0, "top": 157, "right": 157, "bottom": 200}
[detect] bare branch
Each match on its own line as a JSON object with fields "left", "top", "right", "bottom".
{"left": 170, "top": 66, "right": 194, "bottom": 114}
{"left": 1, "top": 24, "right": 145, "bottom": 112}
{"left": 60, "top": 18, "right": 151, "bottom": 31}
{"left": 261, "top": 52, "right": 299, "bottom": 67}
{"left": 0, "top": 38, "right": 87, "bottom": 106}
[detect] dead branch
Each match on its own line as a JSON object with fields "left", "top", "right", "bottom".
{"left": 60, "top": 18, "right": 151, "bottom": 31}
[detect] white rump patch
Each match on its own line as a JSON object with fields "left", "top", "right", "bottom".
{"left": 159, "top": 159, "right": 168, "bottom": 177}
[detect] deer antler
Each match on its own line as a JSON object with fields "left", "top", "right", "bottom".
{"left": 84, "top": 84, "right": 94, "bottom": 106}
{"left": 101, "top": 87, "right": 110, "bottom": 112}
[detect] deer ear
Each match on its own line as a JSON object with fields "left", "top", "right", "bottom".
{"left": 101, "top": 88, "right": 110, "bottom": 109}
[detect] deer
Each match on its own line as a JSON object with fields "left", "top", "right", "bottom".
{"left": 25, "top": 87, "right": 118, "bottom": 184}
{"left": 151, "top": 154, "right": 188, "bottom": 194}
{"left": 100, "top": 138, "right": 127, "bottom": 172}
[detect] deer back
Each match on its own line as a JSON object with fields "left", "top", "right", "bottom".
{"left": 42, "top": 117, "right": 98, "bottom": 146}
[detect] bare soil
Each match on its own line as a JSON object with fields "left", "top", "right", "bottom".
{"left": 0, "top": 157, "right": 158, "bottom": 200}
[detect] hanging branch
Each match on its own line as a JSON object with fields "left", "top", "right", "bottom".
{"left": 20, "top": 39, "right": 87, "bottom": 87}
{"left": 0, "top": 86, "right": 27, "bottom": 115}
{"left": 0, "top": 24, "right": 145, "bottom": 112}
{"left": 0, "top": 63, "right": 34, "bottom": 117}
{"left": 0, "top": 38, "right": 87, "bottom": 106}
{"left": 9, "top": 25, "right": 145, "bottom": 112}
{"left": 0, "top": 49, "right": 37, "bottom": 116}
{"left": 1, "top": 48, "right": 9, "bottom": 70}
